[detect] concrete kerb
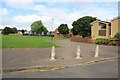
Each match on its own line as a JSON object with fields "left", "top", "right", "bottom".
{"left": 1, "top": 56, "right": 118, "bottom": 73}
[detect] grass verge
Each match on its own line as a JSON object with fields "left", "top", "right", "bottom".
{"left": 2, "top": 35, "right": 68, "bottom": 48}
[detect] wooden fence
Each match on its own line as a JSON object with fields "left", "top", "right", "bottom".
{"left": 70, "top": 36, "right": 94, "bottom": 43}
{"left": 70, "top": 36, "right": 120, "bottom": 46}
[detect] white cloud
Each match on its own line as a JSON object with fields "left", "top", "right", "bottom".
{"left": 12, "top": 14, "right": 40, "bottom": 24}
{"left": 79, "top": 3, "right": 118, "bottom": 21}
{"left": 12, "top": 14, "right": 51, "bottom": 24}
{"left": 33, "top": 4, "right": 67, "bottom": 19}
{"left": 6, "top": 0, "right": 33, "bottom": 9}
{"left": 1, "top": 2, "right": 117, "bottom": 31}
{"left": 0, "top": 8, "right": 8, "bottom": 16}
{"left": 2, "top": 0, "right": 120, "bottom": 2}
{"left": 32, "top": 4, "right": 82, "bottom": 29}
{"left": 67, "top": 12, "right": 82, "bottom": 21}
{"left": 31, "top": 3, "right": 117, "bottom": 29}
{"left": 11, "top": 14, "right": 53, "bottom": 30}
{"left": 0, "top": 18, "right": 10, "bottom": 25}
{"left": 31, "top": 4, "right": 71, "bottom": 29}
{"left": 87, "top": 9, "right": 115, "bottom": 21}
{"left": 0, "top": 25, "right": 16, "bottom": 29}
{"left": 6, "top": 0, "right": 118, "bottom": 2}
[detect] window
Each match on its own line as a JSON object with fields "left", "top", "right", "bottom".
{"left": 99, "top": 23, "right": 106, "bottom": 30}
{"left": 99, "top": 30, "right": 106, "bottom": 36}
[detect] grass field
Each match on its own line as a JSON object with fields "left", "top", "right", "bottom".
{"left": 2, "top": 35, "right": 69, "bottom": 48}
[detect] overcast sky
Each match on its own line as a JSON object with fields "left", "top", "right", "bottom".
{"left": 0, "top": 0, "right": 119, "bottom": 31}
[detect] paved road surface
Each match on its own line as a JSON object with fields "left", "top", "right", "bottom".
{"left": 2, "top": 40, "right": 118, "bottom": 78}
{"left": 3, "top": 60, "right": 118, "bottom": 78}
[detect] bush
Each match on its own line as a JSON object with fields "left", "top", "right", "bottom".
{"left": 95, "top": 38, "right": 108, "bottom": 44}
{"left": 95, "top": 37, "right": 119, "bottom": 46}
{"left": 109, "top": 37, "right": 118, "bottom": 40}
{"left": 114, "top": 32, "right": 120, "bottom": 40}
{"left": 108, "top": 37, "right": 118, "bottom": 45}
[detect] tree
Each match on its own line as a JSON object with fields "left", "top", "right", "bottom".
{"left": 114, "top": 32, "right": 120, "bottom": 40}
{"left": 58, "top": 24, "right": 69, "bottom": 35}
{"left": 72, "top": 16, "right": 97, "bottom": 38}
{"left": 2, "top": 27, "right": 18, "bottom": 35}
{"left": 43, "top": 27, "right": 48, "bottom": 35}
{"left": 12, "top": 27, "right": 18, "bottom": 33}
{"left": 2, "top": 27, "right": 13, "bottom": 35}
{"left": 21, "top": 29, "right": 25, "bottom": 35}
{"left": 31, "top": 20, "right": 48, "bottom": 35}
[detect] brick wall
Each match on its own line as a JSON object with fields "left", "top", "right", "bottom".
{"left": 70, "top": 36, "right": 94, "bottom": 43}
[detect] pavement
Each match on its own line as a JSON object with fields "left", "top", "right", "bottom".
{"left": 3, "top": 60, "right": 118, "bottom": 78}
{"left": 2, "top": 40, "right": 119, "bottom": 78}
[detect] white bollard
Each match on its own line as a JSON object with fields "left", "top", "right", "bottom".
{"left": 50, "top": 46, "right": 55, "bottom": 61}
{"left": 94, "top": 45, "right": 99, "bottom": 57}
{"left": 76, "top": 45, "right": 82, "bottom": 59}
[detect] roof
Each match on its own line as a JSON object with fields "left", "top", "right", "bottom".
{"left": 0, "top": 29, "right": 3, "bottom": 31}
{"left": 111, "top": 17, "right": 120, "bottom": 21}
{"left": 90, "top": 20, "right": 110, "bottom": 25}
{"left": 100, "top": 21, "right": 111, "bottom": 24}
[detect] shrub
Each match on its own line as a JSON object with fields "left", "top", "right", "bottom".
{"left": 108, "top": 41, "right": 113, "bottom": 45}
{"left": 108, "top": 37, "right": 118, "bottom": 45}
{"left": 109, "top": 37, "right": 118, "bottom": 40}
{"left": 95, "top": 37, "right": 119, "bottom": 45}
{"left": 95, "top": 38, "right": 107, "bottom": 44}
{"left": 114, "top": 32, "right": 120, "bottom": 40}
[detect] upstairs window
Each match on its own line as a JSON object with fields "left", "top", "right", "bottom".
{"left": 99, "top": 22, "right": 106, "bottom": 30}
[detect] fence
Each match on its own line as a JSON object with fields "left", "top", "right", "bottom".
{"left": 108, "top": 40, "right": 120, "bottom": 46}
{"left": 70, "top": 36, "right": 94, "bottom": 43}
{"left": 70, "top": 36, "right": 120, "bottom": 46}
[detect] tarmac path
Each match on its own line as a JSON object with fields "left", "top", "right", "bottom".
{"left": 2, "top": 40, "right": 118, "bottom": 78}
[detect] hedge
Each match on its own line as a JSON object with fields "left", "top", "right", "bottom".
{"left": 95, "top": 38, "right": 108, "bottom": 45}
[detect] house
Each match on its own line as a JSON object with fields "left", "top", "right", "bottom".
{"left": 0, "top": 29, "right": 3, "bottom": 34}
{"left": 54, "top": 28, "right": 73, "bottom": 38}
{"left": 54, "top": 28, "right": 60, "bottom": 37}
{"left": 91, "top": 20, "right": 111, "bottom": 40}
{"left": 111, "top": 17, "right": 120, "bottom": 37}
{"left": 91, "top": 17, "right": 120, "bottom": 40}
{"left": 17, "top": 30, "right": 23, "bottom": 35}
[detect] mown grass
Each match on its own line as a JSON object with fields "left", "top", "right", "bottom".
{"left": 2, "top": 35, "right": 69, "bottom": 48}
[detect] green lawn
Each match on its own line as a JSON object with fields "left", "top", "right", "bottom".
{"left": 2, "top": 35, "right": 69, "bottom": 48}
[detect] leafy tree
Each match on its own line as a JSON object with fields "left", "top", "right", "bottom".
{"left": 72, "top": 16, "right": 97, "bottom": 38}
{"left": 114, "top": 32, "right": 120, "bottom": 40}
{"left": 49, "top": 31, "right": 53, "bottom": 36}
{"left": 12, "top": 27, "right": 18, "bottom": 33}
{"left": 58, "top": 24, "right": 69, "bottom": 34}
{"left": 71, "top": 21, "right": 80, "bottom": 35}
{"left": 43, "top": 27, "right": 48, "bottom": 35}
{"left": 2, "top": 27, "right": 18, "bottom": 35}
{"left": 21, "top": 29, "right": 25, "bottom": 35}
{"left": 2, "top": 27, "right": 13, "bottom": 35}
{"left": 31, "top": 20, "right": 48, "bottom": 35}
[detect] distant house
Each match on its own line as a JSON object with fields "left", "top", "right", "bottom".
{"left": 54, "top": 28, "right": 73, "bottom": 38}
{"left": 54, "top": 28, "right": 60, "bottom": 37}
{"left": 91, "top": 17, "right": 120, "bottom": 40}
{"left": 0, "top": 29, "right": 3, "bottom": 34}
{"left": 17, "top": 30, "right": 23, "bottom": 35}
{"left": 17, "top": 30, "right": 30, "bottom": 35}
